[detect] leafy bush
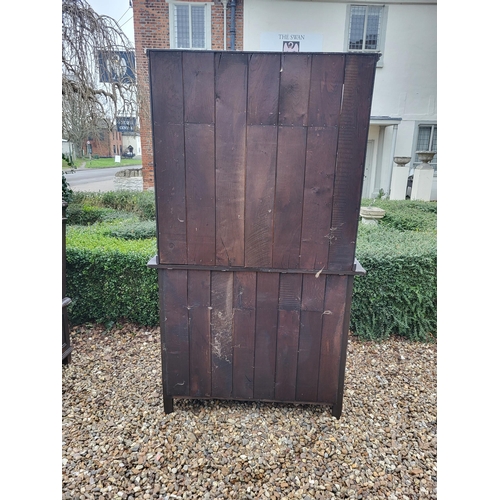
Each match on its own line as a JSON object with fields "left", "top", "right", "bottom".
{"left": 66, "top": 204, "right": 119, "bottom": 225}
{"left": 66, "top": 228, "right": 158, "bottom": 326}
{"left": 351, "top": 224, "right": 436, "bottom": 341}
{"left": 62, "top": 173, "right": 73, "bottom": 203}
{"left": 361, "top": 199, "right": 437, "bottom": 233}
{"left": 71, "top": 190, "right": 156, "bottom": 220}
{"left": 104, "top": 220, "right": 157, "bottom": 240}
{"left": 65, "top": 199, "right": 437, "bottom": 341}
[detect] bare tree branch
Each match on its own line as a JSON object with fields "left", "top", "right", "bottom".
{"left": 62, "top": 0, "right": 138, "bottom": 156}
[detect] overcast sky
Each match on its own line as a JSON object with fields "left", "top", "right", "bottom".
{"left": 86, "top": 0, "right": 135, "bottom": 44}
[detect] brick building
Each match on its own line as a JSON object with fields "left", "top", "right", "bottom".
{"left": 131, "top": 0, "right": 436, "bottom": 199}
{"left": 87, "top": 127, "right": 123, "bottom": 158}
{"left": 132, "top": 0, "right": 244, "bottom": 190}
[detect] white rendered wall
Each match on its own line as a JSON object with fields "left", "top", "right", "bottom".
{"left": 243, "top": 0, "right": 437, "bottom": 200}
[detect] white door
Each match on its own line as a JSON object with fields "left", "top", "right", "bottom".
{"left": 361, "top": 140, "right": 374, "bottom": 199}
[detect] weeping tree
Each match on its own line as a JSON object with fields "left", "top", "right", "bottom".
{"left": 62, "top": 0, "right": 138, "bottom": 157}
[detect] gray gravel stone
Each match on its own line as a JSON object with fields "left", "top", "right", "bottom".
{"left": 62, "top": 323, "right": 437, "bottom": 499}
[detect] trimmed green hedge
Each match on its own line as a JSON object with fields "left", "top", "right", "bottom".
{"left": 103, "top": 220, "right": 157, "bottom": 240}
{"left": 71, "top": 190, "right": 156, "bottom": 220}
{"left": 66, "top": 229, "right": 159, "bottom": 326}
{"left": 351, "top": 224, "right": 436, "bottom": 341}
{"left": 363, "top": 199, "right": 437, "bottom": 233}
{"left": 65, "top": 199, "right": 437, "bottom": 340}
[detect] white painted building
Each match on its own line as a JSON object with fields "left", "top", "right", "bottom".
{"left": 242, "top": 0, "right": 437, "bottom": 200}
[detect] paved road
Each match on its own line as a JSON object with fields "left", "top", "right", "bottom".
{"left": 64, "top": 164, "right": 142, "bottom": 192}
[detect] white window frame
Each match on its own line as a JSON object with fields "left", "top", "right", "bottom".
{"left": 169, "top": 2, "right": 212, "bottom": 50}
{"left": 344, "top": 4, "right": 387, "bottom": 67}
{"left": 411, "top": 122, "right": 437, "bottom": 175}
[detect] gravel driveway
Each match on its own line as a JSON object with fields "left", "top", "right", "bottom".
{"left": 62, "top": 324, "right": 437, "bottom": 499}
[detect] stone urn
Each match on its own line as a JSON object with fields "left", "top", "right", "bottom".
{"left": 393, "top": 156, "right": 412, "bottom": 167}
{"left": 360, "top": 206, "right": 386, "bottom": 225}
{"left": 416, "top": 151, "right": 436, "bottom": 169}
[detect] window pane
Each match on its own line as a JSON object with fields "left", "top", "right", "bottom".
{"left": 416, "top": 126, "right": 431, "bottom": 152}
{"left": 430, "top": 127, "right": 437, "bottom": 164}
{"left": 349, "top": 6, "right": 366, "bottom": 50}
{"left": 415, "top": 125, "right": 437, "bottom": 169}
{"left": 175, "top": 5, "right": 190, "bottom": 48}
{"left": 365, "top": 6, "right": 382, "bottom": 50}
{"left": 191, "top": 5, "right": 206, "bottom": 49}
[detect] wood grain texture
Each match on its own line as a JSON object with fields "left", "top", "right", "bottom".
{"left": 295, "top": 310, "right": 323, "bottom": 401}
{"left": 308, "top": 54, "right": 344, "bottom": 127}
{"left": 273, "top": 126, "right": 307, "bottom": 269}
{"left": 149, "top": 51, "right": 183, "bottom": 125}
{"left": 188, "top": 270, "right": 211, "bottom": 397}
{"left": 300, "top": 127, "right": 338, "bottom": 270}
{"left": 328, "top": 55, "right": 378, "bottom": 271}
{"left": 162, "top": 270, "right": 189, "bottom": 396}
{"left": 247, "top": 53, "right": 280, "bottom": 126}
{"left": 154, "top": 123, "right": 187, "bottom": 264}
{"left": 185, "top": 123, "right": 216, "bottom": 265}
{"left": 278, "top": 54, "right": 312, "bottom": 126}
{"left": 210, "top": 271, "right": 234, "bottom": 398}
{"left": 317, "top": 275, "right": 348, "bottom": 404}
{"left": 253, "top": 273, "right": 280, "bottom": 400}
{"left": 244, "top": 125, "right": 278, "bottom": 268}
{"left": 215, "top": 53, "right": 248, "bottom": 266}
{"left": 275, "top": 273, "right": 302, "bottom": 401}
{"left": 232, "top": 272, "right": 257, "bottom": 399}
{"left": 274, "top": 309, "right": 301, "bottom": 401}
{"left": 183, "top": 51, "right": 215, "bottom": 124}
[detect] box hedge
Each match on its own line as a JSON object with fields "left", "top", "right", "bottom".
{"left": 65, "top": 197, "right": 436, "bottom": 341}
{"left": 351, "top": 224, "right": 436, "bottom": 341}
{"left": 66, "top": 229, "right": 159, "bottom": 326}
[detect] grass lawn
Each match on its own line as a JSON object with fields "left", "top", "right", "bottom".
{"left": 62, "top": 157, "right": 142, "bottom": 170}
{"left": 83, "top": 157, "right": 142, "bottom": 169}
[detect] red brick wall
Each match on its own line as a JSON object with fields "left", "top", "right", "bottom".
{"left": 88, "top": 130, "right": 123, "bottom": 158}
{"left": 133, "top": 0, "right": 245, "bottom": 190}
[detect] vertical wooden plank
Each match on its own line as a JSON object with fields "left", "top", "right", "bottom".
{"left": 185, "top": 123, "right": 216, "bottom": 265}
{"left": 215, "top": 53, "right": 248, "bottom": 266}
{"left": 157, "top": 270, "right": 170, "bottom": 409}
{"left": 295, "top": 311, "right": 323, "bottom": 402}
{"left": 307, "top": 54, "right": 344, "bottom": 127}
{"left": 295, "top": 274, "right": 326, "bottom": 402}
{"left": 329, "top": 54, "right": 378, "bottom": 271}
{"left": 149, "top": 51, "right": 184, "bottom": 125}
{"left": 149, "top": 51, "right": 187, "bottom": 264}
{"left": 273, "top": 126, "right": 307, "bottom": 269}
{"left": 332, "top": 275, "right": 356, "bottom": 418}
{"left": 162, "top": 270, "right": 189, "bottom": 396}
{"left": 275, "top": 273, "right": 302, "bottom": 401}
{"left": 210, "top": 271, "right": 234, "bottom": 398}
{"left": 278, "top": 273, "right": 303, "bottom": 311}
{"left": 183, "top": 51, "right": 215, "bottom": 124}
{"left": 274, "top": 309, "right": 301, "bottom": 401}
{"left": 300, "top": 273, "right": 326, "bottom": 312}
{"left": 244, "top": 126, "right": 278, "bottom": 268}
{"left": 299, "top": 127, "right": 338, "bottom": 270}
{"left": 253, "top": 273, "right": 279, "bottom": 400}
{"left": 232, "top": 272, "right": 257, "bottom": 399}
{"left": 154, "top": 123, "right": 187, "bottom": 264}
{"left": 187, "top": 270, "right": 212, "bottom": 398}
{"left": 247, "top": 53, "right": 280, "bottom": 126}
{"left": 317, "top": 275, "right": 348, "bottom": 404}
{"left": 278, "top": 54, "right": 312, "bottom": 126}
